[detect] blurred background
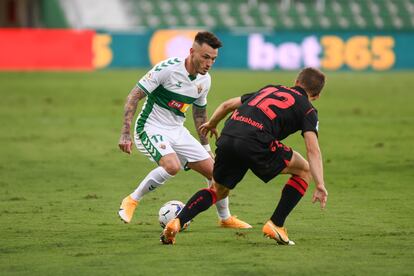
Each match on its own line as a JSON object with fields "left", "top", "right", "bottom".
{"left": 1, "top": 2, "right": 414, "bottom": 274}
{"left": 1, "top": 0, "right": 413, "bottom": 71}
{"left": 3, "top": 0, "right": 414, "bottom": 30}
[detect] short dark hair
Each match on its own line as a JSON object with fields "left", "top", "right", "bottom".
{"left": 194, "top": 31, "right": 222, "bottom": 49}
{"left": 296, "top": 67, "right": 326, "bottom": 97}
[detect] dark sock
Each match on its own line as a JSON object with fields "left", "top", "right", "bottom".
{"left": 271, "top": 176, "right": 308, "bottom": 227}
{"left": 177, "top": 188, "right": 217, "bottom": 228}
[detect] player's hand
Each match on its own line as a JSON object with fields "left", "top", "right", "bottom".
{"left": 118, "top": 134, "right": 133, "bottom": 154}
{"left": 312, "top": 185, "right": 328, "bottom": 209}
{"left": 199, "top": 122, "right": 218, "bottom": 140}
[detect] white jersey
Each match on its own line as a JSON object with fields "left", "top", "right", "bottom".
{"left": 135, "top": 57, "right": 211, "bottom": 134}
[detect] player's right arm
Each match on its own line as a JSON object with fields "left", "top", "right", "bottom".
{"left": 199, "top": 96, "right": 242, "bottom": 139}
{"left": 118, "top": 86, "right": 147, "bottom": 154}
{"left": 303, "top": 131, "right": 328, "bottom": 209}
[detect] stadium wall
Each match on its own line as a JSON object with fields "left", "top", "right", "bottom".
{"left": 0, "top": 28, "right": 413, "bottom": 71}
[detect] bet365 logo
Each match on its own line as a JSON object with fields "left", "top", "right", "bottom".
{"left": 248, "top": 34, "right": 395, "bottom": 71}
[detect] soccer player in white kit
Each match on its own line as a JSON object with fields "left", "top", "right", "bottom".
{"left": 117, "top": 32, "right": 251, "bottom": 229}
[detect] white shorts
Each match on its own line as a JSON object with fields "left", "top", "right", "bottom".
{"left": 134, "top": 125, "right": 210, "bottom": 168}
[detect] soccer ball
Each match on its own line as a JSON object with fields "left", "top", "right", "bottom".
{"left": 158, "top": 200, "right": 190, "bottom": 230}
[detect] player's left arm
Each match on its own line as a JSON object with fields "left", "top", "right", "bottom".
{"left": 192, "top": 105, "right": 212, "bottom": 154}
{"left": 303, "top": 131, "right": 328, "bottom": 209}
{"left": 199, "top": 97, "right": 242, "bottom": 139}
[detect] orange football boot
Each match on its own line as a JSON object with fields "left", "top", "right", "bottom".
{"left": 220, "top": 216, "right": 252, "bottom": 229}
{"left": 118, "top": 195, "right": 139, "bottom": 223}
{"left": 262, "top": 220, "right": 295, "bottom": 245}
{"left": 160, "top": 218, "right": 181, "bottom": 245}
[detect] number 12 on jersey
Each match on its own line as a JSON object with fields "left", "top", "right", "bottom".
{"left": 248, "top": 87, "right": 295, "bottom": 120}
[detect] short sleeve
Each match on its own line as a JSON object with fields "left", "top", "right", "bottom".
{"left": 301, "top": 108, "right": 319, "bottom": 136}
{"left": 240, "top": 93, "right": 255, "bottom": 103}
{"left": 193, "top": 75, "right": 211, "bottom": 108}
{"left": 137, "top": 64, "right": 169, "bottom": 95}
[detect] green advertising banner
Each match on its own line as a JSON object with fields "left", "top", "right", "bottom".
{"left": 99, "top": 30, "right": 413, "bottom": 71}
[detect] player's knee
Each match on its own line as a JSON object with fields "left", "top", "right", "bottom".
{"left": 161, "top": 163, "right": 181, "bottom": 176}
{"left": 298, "top": 167, "right": 311, "bottom": 182}
{"left": 216, "top": 189, "right": 229, "bottom": 201}
{"left": 159, "top": 155, "right": 181, "bottom": 175}
{"left": 297, "top": 166, "right": 311, "bottom": 184}
{"left": 211, "top": 182, "right": 229, "bottom": 200}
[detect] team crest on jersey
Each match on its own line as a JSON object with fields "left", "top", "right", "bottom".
{"left": 197, "top": 85, "right": 203, "bottom": 94}
{"left": 159, "top": 144, "right": 166, "bottom": 149}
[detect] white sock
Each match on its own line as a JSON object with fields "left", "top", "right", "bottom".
{"left": 130, "top": 167, "right": 173, "bottom": 201}
{"left": 207, "top": 179, "right": 231, "bottom": 220}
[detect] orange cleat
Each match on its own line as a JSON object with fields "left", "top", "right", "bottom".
{"left": 118, "top": 195, "right": 139, "bottom": 223}
{"left": 219, "top": 216, "right": 252, "bottom": 229}
{"left": 160, "top": 218, "right": 181, "bottom": 245}
{"left": 262, "top": 220, "right": 295, "bottom": 245}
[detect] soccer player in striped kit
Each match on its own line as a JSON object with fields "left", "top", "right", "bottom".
{"left": 118, "top": 31, "right": 251, "bottom": 229}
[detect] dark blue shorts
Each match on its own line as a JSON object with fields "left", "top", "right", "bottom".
{"left": 213, "top": 135, "right": 293, "bottom": 189}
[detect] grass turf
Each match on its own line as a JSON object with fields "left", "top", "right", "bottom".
{"left": 0, "top": 70, "right": 413, "bottom": 275}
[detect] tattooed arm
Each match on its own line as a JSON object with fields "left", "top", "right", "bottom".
{"left": 118, "top": 86, "right": 147, "bottom": 154}
{"left": 192, "top": 105, "right": 210, "bottom": 147}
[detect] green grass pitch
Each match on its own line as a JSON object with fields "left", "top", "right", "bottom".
{"left": 0, "top": 70, "right": 413, "bottom": 275}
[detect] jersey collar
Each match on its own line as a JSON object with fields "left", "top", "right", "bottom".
{"left": 184, "top": 57, "right": 197, "bottom": 81}
{"left": 292, "top": 86, "right": 307, "bottom": 96}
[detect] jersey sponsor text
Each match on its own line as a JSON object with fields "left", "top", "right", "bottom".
{"left": 168, "top": 100, "right": 190, "bottom": 113}
{"left": 231, "top": 110, "right": 264, "bottom": 130}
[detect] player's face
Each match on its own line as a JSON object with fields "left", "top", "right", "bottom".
{"left": 191, "top": 43, "right": 218, "bottom": 75}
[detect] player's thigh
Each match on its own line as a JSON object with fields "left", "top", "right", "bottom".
{"left": 281, "top": 150, "right": 310, "bottom": 181}
{"left": 213, "top": 136, "right": 249, "bottom": 189}
{"left": 186, "top": 158, "right": 213, "bottom": 179}
{"left": 134, "top": 129, "right": 176, "bottom": 164}
{"left": 248, "top": 140, "right": 292, "bottom": 183}
{"left": 172, "top": 128, "right": 211, "bottom": 168}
